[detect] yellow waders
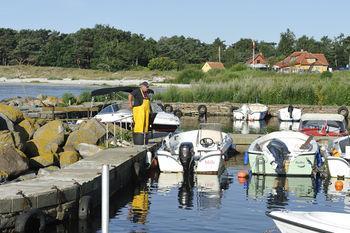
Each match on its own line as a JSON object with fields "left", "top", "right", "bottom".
{"left": 132, "top": 92, "right": 150, "bottom": 134}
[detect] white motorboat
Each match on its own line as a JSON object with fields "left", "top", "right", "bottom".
{"left": 247, "top": 131, "right": 319, "bottom": 176}
{"left": 267, "top": 210, "right": 350, "bottom": 233}
{"left": 94, "top": 102, "right": 180, "bottom": 132}
{"left": 326, "top": 136, "right": 350, "bottom": 178}
{"left": 233, "top": 103, "right": 268, "bottom": 121}
{"left": 278, "top": 106, "right": 302, "bottom": 121}
{"left": 156, "top": 124, "right": 234, "bottom": 174}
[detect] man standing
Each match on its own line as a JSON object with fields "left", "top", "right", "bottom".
{"left": 128, "top": 82, "right": 151, "bottom": 145}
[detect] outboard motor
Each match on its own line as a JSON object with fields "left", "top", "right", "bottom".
{"left": 287, "top": 105, "right": 294, "bottom": 119}
{"left": 179, "top": 142, "right": 194, "bottom": 174}
{"left": 267, "top": 139, "right": 290, "bottom": 174}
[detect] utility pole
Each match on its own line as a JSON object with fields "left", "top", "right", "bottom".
{"left": 218, "top": 46, "right": 221, "bottom": 63}
{"left": 252, "top": 40, "right": 255, "bottom": 69}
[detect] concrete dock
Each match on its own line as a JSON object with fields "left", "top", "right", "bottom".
{"left": 0, "top": 143, "right": 158, "bottom": 231}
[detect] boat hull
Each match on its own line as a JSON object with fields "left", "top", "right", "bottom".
{"left": 157, "top": 152, "right": 224, "bottom": 174}
{"left": 278, "top": 107, "right": 302, "bottom": 122}
{"left": 267, "top": 211, "right": 350, "bottom": 233}
{"left": 326, "top": 156, "right": 350, "bottom": 178}
{"left": 248, "top": 153, "right": 315, "bottom": 176}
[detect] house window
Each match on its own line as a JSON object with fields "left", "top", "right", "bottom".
{"left": 257, "top": 60, "right": 260, "bottom": 64}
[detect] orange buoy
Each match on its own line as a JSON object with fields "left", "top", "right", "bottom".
{"left": 335, "top": 180, "right": 344, "bottom": 191}
{"left": 237, "top": 170, "right": 249, "bottom": 178}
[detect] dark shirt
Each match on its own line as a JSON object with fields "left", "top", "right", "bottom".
{"left": 131, "top": 88, "right": 149, "bottom": 107}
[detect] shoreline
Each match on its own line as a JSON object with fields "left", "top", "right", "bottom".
{"left": 0, "top": 77, "right": 190, "bottom": 88}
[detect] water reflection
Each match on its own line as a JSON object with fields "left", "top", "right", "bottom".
{"left": 233, "top": 120, "right": 266, "bottom": 134}
{"left": 247, "top": 176, "right": 317, "bottom": 209}
{"left": 278, "top": 121, "right": 300, "bottom": 131}
{"left": 128, "top": 183, "right": 149, "bottom": 224}
{"left": 155, "top": 171, "right": 232, "bottom": 210}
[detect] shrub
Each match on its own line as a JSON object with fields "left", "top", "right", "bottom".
{"left": 175, "top": 69, "right": 204, "bottom": 84}
{"left": 78, "top": 91, "right": 92, "bottom": 103}
{"left": 148, "top": 57, "right": 177, "bottom": 71}
{"left": 62, "top": 92, "right": 76, "bottom": 105}
{"left": 229, "top": 63, "right": 248, "bottom": 72}
{"left": 320, "top": 71, "right": 333, "bottom": 79}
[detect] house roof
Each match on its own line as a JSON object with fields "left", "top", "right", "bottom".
{"left": 246, "top": 53, "right": 267, "bottom": 64}
{"left": 204, "top": 62, "right": 225, "bottom": 69}
{"left": 275, "top": 51, "right": 329, "bottom": 68}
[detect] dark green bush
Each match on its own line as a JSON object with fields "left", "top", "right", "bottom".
{"left": 175, "top": 69, "right": 204, "bottom": 84}
{"left": 320, "top": 71, "right": 333, "bottom": 79}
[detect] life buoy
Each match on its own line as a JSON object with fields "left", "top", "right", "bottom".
{"left": 79, "top": 196, "right": 92, "bottom": 220}
{"left": 173, "top": 109, "right": 183, "bottom": 118}
{"left": 15, "top": 208, "right": 46, "bottom": 233}
{"left": 163, "top": 104, "right": 173, "bottom": 113}
{"left": 338, "top": 106, "right": 349, "bottom": 118}
{"left": 197, "top": 105, "right": 207, "bottom": 116}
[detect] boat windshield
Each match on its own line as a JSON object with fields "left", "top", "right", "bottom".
{"left": 98, "top": 104, "right": 120, "bottom": 115}
{"left": 339, "top": 137, "right": 350, "bottom": 153}
{"left": 151, "top": 103, "right": 163, "bottom": 113}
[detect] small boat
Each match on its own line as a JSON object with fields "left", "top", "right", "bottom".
{"left": 233, "top": 103, "right": 268, "bottom": 121}
{"left": 247, "top": 131, "right": 319, "bottom": 176}
{"left": 94, "top": 102, "right": 180, "bottom": 132}
{"left": 156, "top": 124, "right": 234, "bottom": 174}
{"left": 267, "top": 210, "right": 350, "bottom": 233}
{"left": 299, "top": 113, "right": 348, "bottom": 137}
{"left": 278, "top": 105, "right": 302, "bottom": 121}
{"left": 326, "top": 136, "right": 350, "bottom": 178}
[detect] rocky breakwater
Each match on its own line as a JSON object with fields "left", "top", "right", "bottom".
{"left": 0, "top": 102, "right": 130, "bottom": 183}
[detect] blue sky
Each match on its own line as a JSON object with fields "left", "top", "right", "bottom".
{"left": 0, "top": 0, "right": 348, "bottom": 44}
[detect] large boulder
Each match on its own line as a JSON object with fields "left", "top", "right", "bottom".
{"left": 59, "top": 151, "right": 79, "bottom": 168}
{"left": 64, "top": 118, "right": 106, "bottom": 150}
{"left": 75, "top": 143, "right": 102, "bottom": 158}
{"left": 0, "top": 113, "right": 14, "bottom": 131}
{"left": 79, "top": 118, "right": 106, "bottom": 139}
{"left": 0, "top": 144, "right": 29, "bottom": 177}
{"left": 0, "top": 103, "right": 24, "bottom": 124}
{"left": 0, "top": 130, "right": 25, "bottom": 151}
{"left": 33, "top": 120, "right": 65, "bottom": 146}
{"left": 14, "top": 118, "right": 36, "bottom": 141}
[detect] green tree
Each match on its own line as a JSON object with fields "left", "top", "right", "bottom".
{"left": 148, "top": 57, "right": 177, "bottom": 70}
{"left": 277, "top": 29, "right": 296, "bottom": 56}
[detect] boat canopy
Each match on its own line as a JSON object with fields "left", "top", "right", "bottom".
{"left": 91, "top": 86, "right": 154, "bottom": 97}
{"left": 301, "top": 113, "right": 345, "bottom": 122}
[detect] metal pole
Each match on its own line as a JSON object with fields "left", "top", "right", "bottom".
{"left": 102, "top": 164, "right": 109, "bottom": 233}
{"left": 105, "top": 123, "right": 109, "bottom": 148}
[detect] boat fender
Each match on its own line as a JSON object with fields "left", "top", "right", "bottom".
{"left": 146, "top": 151, "right": 152, "bottom": 166}
{"left": 15, "top": 208, "right": 46, "bottom": 233}
{"left": 197, "top": 104, "right": 207, "bottom": 116}
{"left": 243, "top": 151, "right": 249, "bottom": 165}
{"left": 173, "top": 109, "right": 183, "bottom": 118}
{"left": 335, "top": 180, "right": 344, "bottom": 191}
{"left": 79, "top": 196, "right": 93, "bottom": 220}
{"left": 338, "top": 106, "right": 349, "bottom": 118}
{"left": 163, "top": 104, "right": 173, "bottom": 113}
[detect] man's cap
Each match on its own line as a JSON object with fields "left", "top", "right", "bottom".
{"left": 140, "top": 81, "right": 149, "bottom": 87}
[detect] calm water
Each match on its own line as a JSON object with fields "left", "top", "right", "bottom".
{"left": 47, "top": 158, "right": 350, "bottom": 233}
{"left": 0, "top": 83, "right": 94, "bottom": 100}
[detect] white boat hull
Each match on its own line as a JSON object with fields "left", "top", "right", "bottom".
{"left": 156, "top": 129, "right": 233, "bottom": 174}
{"left": 268, "top": 211, "right": 350, "bottom": 233}
{"left": 233, "top": 103, "right": 268, "bottom": 121}
{"left": 248, "top": 131, "right": 318, "bottom": 176}
{"left": 278, "top": 107, "right": 302, "bottom": 121}
{"left": 327, "top": 156, "right": 350, "bottom": 178}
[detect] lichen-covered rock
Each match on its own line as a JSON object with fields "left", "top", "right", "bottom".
{"left": 79, "top": 118, "right": 106, "bottom": 139}
{"left": 0, "top": 130, "right": 25, "bottom": 151}
{"left": 75, "top": 143, "right": 102, "bottom": 158}
{"left": 0, "top": 113, "right": 14, "bottom": 131}
{"left": 0, "top": 144, "right": 29, "bottom": 177}
{"left": 59, "top": 151, "right": 79, "bottom": 168}
{"left": 0, "top": 103, "right": 24, "bottom": 123}
{"left": 64, "top": 129, "right": 99, "bottom": 151}
{"left": 30, "top": 153, "right": 57, "bottom": 168}
{"left": 14, "top": 118, "right": 36, "bottom": 141}
{"left": 33, "top": 120, "right": 65, "bottom": 146}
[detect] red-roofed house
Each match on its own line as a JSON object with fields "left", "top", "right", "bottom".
{"left": 274, "top": 50, "right": 329, "bottom": 73}
{"left": 246, "top": 53, "right": 268, "bottom": 69}
{"left": 201, "top": 62, "right": 225, "bottom": 73}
